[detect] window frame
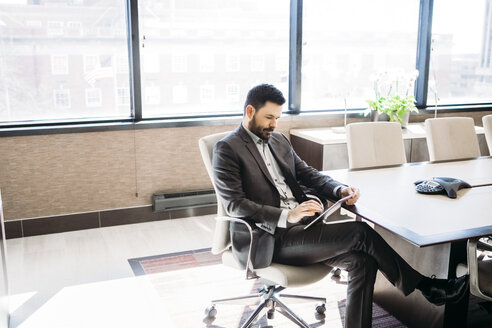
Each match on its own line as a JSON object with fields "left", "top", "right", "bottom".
{"left": 1, "top": 0, "right": 492, "bottom": 135}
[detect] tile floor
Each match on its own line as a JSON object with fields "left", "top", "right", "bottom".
{"left": 6, "top": 215, "right": 216, "bottom": 328}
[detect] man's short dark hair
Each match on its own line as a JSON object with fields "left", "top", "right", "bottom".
{"left": 244, "top": 84, "right": 286, "bottom": 113}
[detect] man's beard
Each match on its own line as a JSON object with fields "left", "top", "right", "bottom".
{"left": 249, "top": 115, "right": 274, "bottom": 140}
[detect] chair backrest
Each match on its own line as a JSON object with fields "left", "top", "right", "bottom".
{"left": 198, "top": 131, "right": 231, "bottom": 255}
{"left": 425, "top": 117, "right": 480, "bottom": 162}
{"left": 346, "top": 122, "right": 407, "bottom": 169}
{"left": 483, "top": 114, "right": 492, "bottom": 155}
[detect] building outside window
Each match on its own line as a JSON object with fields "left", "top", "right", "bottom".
{"left": 116, "top": 87, "right": 130, "bottom": 106}
{"left": 83, "top": 55, "right": 99, "bottom": 73}
{"left": 85, "top": 88, "right": 102, "bottom": 107}
{"left": 138, "top": 0, "right": 289, "bottom": 118}
{"left": 200, "top": 83, "right": 215, "bottom": 104}
{"left": 428, "top": 0, "right": 492, "bottom": 105}
{"left": 226, "top": 83, "right": 240, "bottom": 103}
{"left": 225, "top": 54, "right": 241, "bottom": 72}
{"left": 51, "top": 55, "right": 69, "bottom": 75}
{"left": 251, "top": 54, "right": 265, "bottom": 72}
{"left": 47, "top": 21, "right": 64, "bottom": 36}
{"left": 171, "top": 54, "right": 188, "bottom": 73}
{"left": 145, "top": 85, "right": 161, "bottom": 105}
{"left": 54, "top": 88, "right": 71, "bottom": 109}
{"left": 0, "top": 0, "right": 130, "bottom": 123}
{"left": 172, "top": 84, "right": 188, "bottom": 104}
{"left": 199, "top": 53, "right": 214, "bottom": 73}
{"left": 301, "top": 0, "right": 420, "bottom": 111}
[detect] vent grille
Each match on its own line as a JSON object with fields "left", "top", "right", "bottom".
{"left": 152, "top": 189, "right": 216, "bottom": 212}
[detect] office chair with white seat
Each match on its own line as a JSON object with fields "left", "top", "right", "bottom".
{"left": 456, "top": 237, "right": 492, "bottom": 302}
{"left": 483, "top": 114, "right": 492, "bottom": 155}
{"left": 346, "top": 122, "right": 407, "bottom": 169}
{"left": 198, "top": 132, "right": 333, "bottom": 328}
{"left": 424, "top": 117, "right": 480, "bottom": 162}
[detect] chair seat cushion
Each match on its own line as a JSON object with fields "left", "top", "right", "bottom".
{"left": 222, "top": 251, "right": 332, "bottom": 288}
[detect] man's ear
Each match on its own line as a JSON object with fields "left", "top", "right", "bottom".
{"left": 245, "top": 105, "right": 256, "bottom": 119}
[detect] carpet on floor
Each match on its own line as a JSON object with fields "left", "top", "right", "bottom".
{"left": 129, "top": 248, "right": 409, "bottom": 327}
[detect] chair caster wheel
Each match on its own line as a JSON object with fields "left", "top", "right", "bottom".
{"left": 267, "top": 309, "right": 275, "bottom": 319}
{"left": 205, "top": 305, "right": 217, "bottom": 318}
{"left": 331, "top": 267, "right": 342, "bottom": 277}
{"left": 315, "top": 303, "right": 326, "bottom": 314}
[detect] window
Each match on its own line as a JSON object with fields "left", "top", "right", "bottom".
{"left": 200, "top": 54, "right": 215, "bottom": 73}
{"left": 117, "top": 88, "right": 130, "bottom": 106}
{"left": 54, "top": 89, "right": 71, "bottom": 109}
{"left": 226, "top": 54, "right": 241, "bottom": 72}
{"left": 1, "top": 0, "right": 491, "bottom": 128}
{"left": 0, "top": 1, "right": 130, "bottom": 123}
{"left": 138, "top": 0, "right": 289, "bottom": 118}
{"left": 200, "top": 83, "right": 215, "bottom": 104}
{"left": 85, "top": 88, "right": 102, "bottom": 107}
{"left": 301, "top": 0, "right": 420, "bottom": 111}
{"left": 226, "top": 83, "right": 240, "bottom": 103}
{"left": 251, "top": 55, "right": 265, "bottom": 72}
{"left": 172, "top": 85, "right": 188, "bottom": 105}
{"left": 171, "top": 54, "right": 188, "bottom": 73}
{"left": 51, "top": 55, "right": 68, "bottom": 75}
{"left": 47, "top": 21, "right": 64, "bottom": 36}
{"left": 428, "top": 0, "right": 492, "bottom": 105}
{"left": 145, "top": 85, "right": 161, "bottom": 105}
{"left": 84, "top": 55, "right": 99, "bottom": 73}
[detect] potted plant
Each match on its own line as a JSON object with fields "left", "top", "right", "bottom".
{"left": 365, "top": 70, "right": 419, "bottom": 128}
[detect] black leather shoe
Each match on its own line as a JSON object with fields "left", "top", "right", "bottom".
{"left": 421, "top": 275, "right": 469, "bottom": 306}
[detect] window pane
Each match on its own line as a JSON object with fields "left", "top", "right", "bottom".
{"left": 302, "top": 0, "right": 419, "bottom": 111}
{"left": 0, "top": 0, "right": 131, "bottom": 124}
{"left": 139, "top": 0, "right": 289, "bottom": 118}
{"left": 428, "top": 0, "right": 492, "bottom": 105}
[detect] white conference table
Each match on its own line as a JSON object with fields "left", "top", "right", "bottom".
{"left": 323, "top": 157, "right": 492, "bottom": 328}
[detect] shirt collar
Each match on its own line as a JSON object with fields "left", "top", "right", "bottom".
{"left": 243, "top": 124, "right": 266, "bottom": 145}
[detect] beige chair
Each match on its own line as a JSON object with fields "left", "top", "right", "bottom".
{"left": 346, "top": 122, "right": 407, "bottom": 169}
{"left": 199, "top": 132, "right": 332, "bottom": 328}
{"left": 483, "top": 114, "right": 492, "bottom": 155}
{"left": 456, "top": 237, "right": 492, "bottom": 302}
{"left": 424, "top": 117, "right": 480, "bottom": 162}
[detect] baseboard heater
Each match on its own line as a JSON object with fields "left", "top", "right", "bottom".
{"left": 152, "top": 189, "right": 217, "bottom": 212}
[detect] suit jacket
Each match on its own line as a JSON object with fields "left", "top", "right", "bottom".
{"left": 212, "top": 124, "right": 343, "bottom": 269}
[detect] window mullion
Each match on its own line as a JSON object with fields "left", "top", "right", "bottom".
{"left": 415, "top": 0, "right": 434, "bottom": 108}
{"left": 288, "top": 0, "right": 302, "bottom": 114}
{"left": 127, "top": 0, "right": 143, "bottom": 121}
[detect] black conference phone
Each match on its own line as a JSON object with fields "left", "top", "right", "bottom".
{"left": 414, "top": 177, "right": 471, "bottom": 199}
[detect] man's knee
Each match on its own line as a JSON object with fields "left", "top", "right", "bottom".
{"left": 346, "top": 252, "right": 378, "bottom": 274}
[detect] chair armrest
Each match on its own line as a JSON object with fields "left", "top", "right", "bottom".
{"left": 467, "top": 237, "right": 492, "bottom": 301}
{"left": 215, "top": 216, "right": 259, "bottom": 280}
{"left": 477, "top": 240, "right": 492, "bottom": 252}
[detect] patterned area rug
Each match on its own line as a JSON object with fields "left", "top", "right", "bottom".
{"left": 129, "top": 248, "right": 407, "bottom": 327}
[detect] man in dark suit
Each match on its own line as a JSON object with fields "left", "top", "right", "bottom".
{"left": 212, "top": 84, "right": 468, "bottom": 328}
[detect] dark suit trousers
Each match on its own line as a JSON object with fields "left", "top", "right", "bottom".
{"left": 272, "top": 221, "right": 423, "bottom": 328}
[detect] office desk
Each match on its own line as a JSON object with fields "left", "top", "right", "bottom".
{"left": 291, "top": 123, "right": 489, "bottom": 170}
{"left": 324, "top": 157, "right": 492, "bottom": 327}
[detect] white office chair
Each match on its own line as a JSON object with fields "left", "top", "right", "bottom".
{"left": 424, "top": 117, "right": 480, "bottom": 162}
{"left": 199, "top": 132, "right": 332, "bottom": 328}
{"left": 483, "top": 114, "right": 492, "bottom": 155}
{"left": 346, "top": 122, "right": 407, "bottom": 169}
{"left": 456, "top": 237, "right": 492, "bottom": 302}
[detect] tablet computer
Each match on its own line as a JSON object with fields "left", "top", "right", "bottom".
{"left": 303, "top": 194, "right": 353, "bottom": 230}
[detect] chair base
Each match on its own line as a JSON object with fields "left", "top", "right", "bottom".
{"left": 205, "top": 285, "right": 326, "bottom": 328}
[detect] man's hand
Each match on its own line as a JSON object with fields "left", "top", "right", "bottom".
{"left": 341, "top": 186, "right": 360, "bottom": 205}
{"left": 287, "top": 200, "right": 323, "bottom": 224}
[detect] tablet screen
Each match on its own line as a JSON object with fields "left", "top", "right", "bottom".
{"left": 303, "top": 194, "right": 353, "bottom": 230}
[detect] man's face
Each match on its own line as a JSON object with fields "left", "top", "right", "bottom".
{"left": 247, "top": 101, "right": 282, "bottom": 140}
